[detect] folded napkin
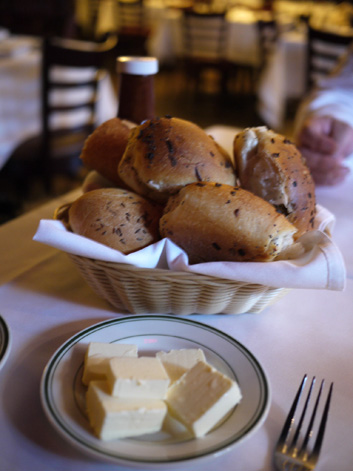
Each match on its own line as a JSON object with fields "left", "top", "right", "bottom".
{"left": 33, "top": 204, "right": 345, "bottom": 291}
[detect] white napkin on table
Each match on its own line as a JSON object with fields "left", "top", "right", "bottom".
{"left": 33, "top": 204, "right": 345, "bottom": 291}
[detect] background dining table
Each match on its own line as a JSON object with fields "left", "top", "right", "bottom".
{"left": 257, "top": 26, "right": 308, "bottom": 130}
{"left": 91, "top": 0, "right": 353, "bottom": 132}
{"left": 94, "top": 0, "right": 271, "bottom": 66}
{"left": 0, "top": 126, "right": 353, "bottom": 471}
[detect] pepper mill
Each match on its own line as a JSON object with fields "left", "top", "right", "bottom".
{"left": 116, "top": 56, "right": 159, "bottom": 125}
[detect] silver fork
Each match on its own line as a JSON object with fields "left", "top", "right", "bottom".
{"left": 274, "top": 374, "right": 334, "bottom": 471}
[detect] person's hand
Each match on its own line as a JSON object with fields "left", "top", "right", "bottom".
{"left": 296, "top": 116, "right": 353, "bottom": 185}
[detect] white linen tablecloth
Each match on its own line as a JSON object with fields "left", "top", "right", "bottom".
{"left": 0, "top": 37, "right": 117, "bottom": 170}
{"left": 257, "top": 28, "right": 307, "bottom": 131}
{"left": 1, "top": 126, "right": 353, "bottom": 470}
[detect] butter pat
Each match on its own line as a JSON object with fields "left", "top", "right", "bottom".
{"left": 163, "top": 412, "right": 193, "bottom": 440}
{"left": 82, "top": 342, "right": 138, "bottom": 386}
{"left": 86, "top": 381, "right": 167, "bottom": 440}
{"left": 156, "top": 349, "right": 206, "bottom": 383}
{"left": 166, "top": 361, "right": 242, "bottom": 437}
{"left": 107, "top": 357, "right": 170, "bottom": 399}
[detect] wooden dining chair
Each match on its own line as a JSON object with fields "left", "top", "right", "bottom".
{"left": 306, "top": 24, "right": 353, "bottom": 91}
{"left": 78, "top": 0, "right": 101, "bottom": 40}
{"left": 181, "top": 9, "right": 229, "bottom": 94}
{"left": 257, "top": 18, "right": 278, "bottom": 71}
{"left": 115, "top": 0, "right": 150, "bottom": 56}
{"left": 4, "top": 34, "right": 118, "bottom": 195}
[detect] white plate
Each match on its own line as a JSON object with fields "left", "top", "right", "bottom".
{"left": 0, "top": 316, "right": 11, "bottom": 370}
{"left": 40, "top": 315, "right": 270, "bottom": 468}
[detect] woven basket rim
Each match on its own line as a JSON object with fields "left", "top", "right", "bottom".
{"left": 69, "top": 253, "right": 277, "bottom": 289}
{"left": 68, "top": 252, "right": 289, "bottom": 314}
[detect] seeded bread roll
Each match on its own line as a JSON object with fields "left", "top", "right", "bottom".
{"left": 118, "top": 116, "right": 236, "bottom": 203}
{"left": 159, "top": 182, "right": 297, "bottom": 263}
{"left": 233, "top": 126, "right": 316, "bottom": 238}
{"left": 80, "top": 118, "right": 133, "bottom": 187}
{"left": 68, "top": 188, "right": 162, "bottom": 254}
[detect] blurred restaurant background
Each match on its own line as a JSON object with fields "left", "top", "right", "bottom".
{"left": 0, "top": 0, "right": 353, "bottom": 223}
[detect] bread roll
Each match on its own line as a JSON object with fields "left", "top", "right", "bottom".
{"left": 80, "top": 118, "right": 132, "bottom": 187}
{"left": 68, "top": 188, "right": 162, "bottom": 254}
{"left": 233, "top": 126, "right": 316, "bottom": 238}
{"left": 159, "top": 182, "right": 297, "bottom": 263}
{"left": 118, "top": 116, "right": 236, "bottom": 203}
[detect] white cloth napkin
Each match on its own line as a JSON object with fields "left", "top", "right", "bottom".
{"left": 33, "top": 204, "right": 345, "bottom": 291}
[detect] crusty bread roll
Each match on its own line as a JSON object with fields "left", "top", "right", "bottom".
{"left": 68, "top": 188, "right": 162, "bottom": 254}
{"left": 81, "top": 170, "right": 117, "bottom": 193}
{"left": 80, "top": 118, "right": 132, "bottom": 187}
{"left": 159, "top": 182, "right": 297, "bottom": 263}
{"left": 118, "top": 116, "right": 236, "bottom": 203}
{"left": 233, "top": 126, "right": 316, "bottom": 238}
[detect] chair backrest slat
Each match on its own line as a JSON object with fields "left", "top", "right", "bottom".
{"left": 257, "top": 18, "right": 278, "bottom": 69}
{"left": 117, "top": 0, "right": 146, "bottom": 31}
{"left": 182, "top": 10, "right": 227, "bottom": 60}
{"left": 307, "top": 24, "right": 353, "bottom": 90}
{"left": 40, "top": 35, "right": 117, "bottom": 188}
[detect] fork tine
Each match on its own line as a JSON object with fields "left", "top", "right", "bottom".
{"left": 298, "top": 378, "right": 323, "bottom": 457}
{"left": 276, "top": 374, "right": 307, "bottom": 452}
{"left": 290, "top": 376, "right": 316, "bottom": 452}
{"left": 274, "top": 376, "right": 333, "bottom": 471}
{"left": 309, "top": 381, "right": 334, "bottom": 462}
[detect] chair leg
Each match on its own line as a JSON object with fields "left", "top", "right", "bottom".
{"left": 220, "top": 70, "right": 229, "bottom": 96}
{"left": 39, "top": 150, "right": 53, "bottom": 195}
{"left": 43, "top": 176, "right": 53, "bottom": 195}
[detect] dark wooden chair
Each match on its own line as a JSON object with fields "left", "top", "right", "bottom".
{"left": 228, "top": 16, "right": 278, "bottom": 95}
{"left": 306, "top": 24, "right": 353, "bottom": 91}
{"left": 257, "top": 18, "right": 278, "bottom": 71}
{"left": 115, "top": 0, "right": 151, "bottom": 56}
{"left": 3, "top": 34, "right": 118, "bottom": 195}
{"left": 181, "top": 9, "right": 229, "bottom": 94}
{"left": 77, "top": 0, "right": 101, "bottom": 40}
{"left": 0, "top": 0, "right": 76, "bottom": 38}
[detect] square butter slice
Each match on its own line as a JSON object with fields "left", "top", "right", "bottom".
{"left": 82, "top": 342, "right": 138, "bottom": 386}
{"left": 86, "top": 380, "right": 167, "bottom": 440}
{"left": 156, "top": 349, "right": 206, "bottom": 383}
{"left": 107, "top": 356, "right": 170, "bottom": 399}
{"left": 166, "top": 361, "right": 242, "bottom": 437}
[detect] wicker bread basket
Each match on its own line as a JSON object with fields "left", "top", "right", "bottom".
{"left": 55, "top": 203, "right": 289, "bottom": 315}
{"left": 64, "top": 254, "right": 288, "bottom": 315}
